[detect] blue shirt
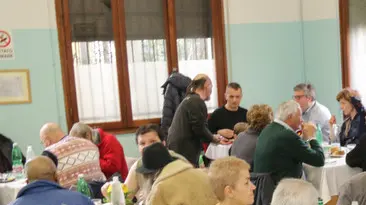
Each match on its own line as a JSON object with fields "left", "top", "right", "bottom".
{"left": 302, "top": 101, "right": 331, "bottom": 142}
{"left": 9, "top": 180, "right": 93, "bottom": 205}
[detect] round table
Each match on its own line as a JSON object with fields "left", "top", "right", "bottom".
{"left": 303, "top": 155, "right": 362, "bottom": 204}
{"left": 205, "top": 143, "right": 232, "bottom": 160}
{"left": 0, "top": 178, "right": 26, "bottom": 205}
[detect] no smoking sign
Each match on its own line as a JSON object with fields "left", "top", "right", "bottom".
{"left": 0, "top": 30, "right": 11, "bottom": 48}
{"left": 0, "top": 30, "right": 14, "bottom": 60}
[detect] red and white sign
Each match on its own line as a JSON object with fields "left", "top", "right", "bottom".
{"left": 0, "top": 30, "right": 14, "bottom": 60}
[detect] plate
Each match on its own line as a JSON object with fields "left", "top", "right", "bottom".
{"left": 330, "top": 154, "right": 343, "bottom": 158}
{"left": 0, "top": 177, "right": 15, "bottom": 183}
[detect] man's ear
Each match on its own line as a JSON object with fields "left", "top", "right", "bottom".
{"left": 162, "top": 141, "right": 166, "bottom": 147}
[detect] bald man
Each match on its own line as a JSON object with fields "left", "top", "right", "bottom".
{"left": 167, "top": 74, "right": 225, "bottom": 167}
{"left": 40, "top": 122, "right": 106, "bottom": 188}
{"left": 9, "top": 156, "right": 93, "bottom": 205}
{"left": 69, "top": 122, "right": 129, "bottom": 180}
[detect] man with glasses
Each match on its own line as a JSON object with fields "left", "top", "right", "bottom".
{"left": 293, "top": 83, "right": 331, "bottom": 142}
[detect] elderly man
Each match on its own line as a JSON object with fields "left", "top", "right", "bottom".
{"left": 254, "top": 100, "right": 324, "bottom": 184}
{"left": 208, "top": 82, "right": 248, "bottom": 139}
{"left": 293, "top": 83, "right": 331, "bottom": 142}
{"left": 167, "top": 74, "right": 225, "bottom": 167}
{"left": 69, "top": 122, "right": 128, "bottom": 180}
{"left": 271, "top": 178, "right": 319, "bottom": 205}
{"left": 40, "top": 123, "right": 105, "bottom": 188}
{"left": 9, "top": 156, "right": 93, "bottom": 205}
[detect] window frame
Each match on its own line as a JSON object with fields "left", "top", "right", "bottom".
{"left": 55, "top": 0, "right": 228, "bottom": 133}
{"left": 339, "top": 0, "right": 350, "bottom": 88}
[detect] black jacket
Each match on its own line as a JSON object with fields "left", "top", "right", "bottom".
{"left": 161, "top": 72, "right": 191, "bottom": 138}
{"left": 346, "top": 133, "right": 366, "bottom": 171}
{"left": 0, "top": 133, "right": 25, "bottom": 173}
{"left": 167, "top": 93, "right": 214, "bottom": 166}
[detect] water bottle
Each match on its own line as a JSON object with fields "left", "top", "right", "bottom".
{"left": 111, "top": 176, "right": 125, "bottom": 205}
{"left": 77, "top": 174, "right": 91, "bottom": 198}
{"left": 315, "top": 124, "right": 323, "bottom": 145}
{"left": 12, "top": 143, "right": 24, "bottom": 179}
{"left": 26, "top": 145, "right": 35, "bottom": 162}
{"left": 318, "top": 198, "right": 324, "bottom": 205}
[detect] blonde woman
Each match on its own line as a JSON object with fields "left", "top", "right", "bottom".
{"left": 208, "top": 157, "right": 256, "bottom": 205}
{"left": 230, "top": 104, "right": 273, "bottom": 167}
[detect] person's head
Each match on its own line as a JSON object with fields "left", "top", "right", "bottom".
{"left": 69, "top": 122, "right": 93, "bottom": 141}
{"left": 186, "top": 74, "right": 212, "bottom": 101}
{"left": 136, "top": 142, "right": 174, "bottom": 175}
{"left": 247, "top": 104, "right": 273, "bottom": 133}
{"left": 39, "top": 123, "right": 65, "bottom": 148}
{"left": 25, "top": 156, "right": 58, "bottom": 184}
{"left": 293, "top": 83, "right": 316, "bottom": 112}
{"left": 208, "top": 157, "right": 255, "bottom": 205}
{"left": 135, "top": 124, "right": 165, "bottom": 154}
{"left": 271, "top": 178, "right": 318, "bottom": 205}
{"left": 276, "top": 100, "right": 303, "bottom": 131}
{"left": 336, "top": 89, "right": 356, "bottom": 117}
{"left": 234, "top": 122, "right": 249, "bottom": 135}
{"left": 225, "top": 82, "right": 242, "bottom": 110}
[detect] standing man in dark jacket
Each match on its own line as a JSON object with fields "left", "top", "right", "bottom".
{"left": 167, "top": 74, "right": 222, "bottom": 166}
{"left": 161, "top": 72, "right": 192, "bottom": 139}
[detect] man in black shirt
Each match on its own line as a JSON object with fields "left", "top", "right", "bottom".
{"left": 208, "top": 82, "right": 248, "bottom": 139}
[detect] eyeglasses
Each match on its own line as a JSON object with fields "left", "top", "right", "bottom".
{"left": 292, "top": 95, "right": 305, "bottom": 100}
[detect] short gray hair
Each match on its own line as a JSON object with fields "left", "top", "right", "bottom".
{"left": 276, "top": 100, "right": 301, "bottom": 121}
{"left": 271, "top": 178, "right": 318, "bottom": 205}
{"left": 69, "top": 122, "right": 92, "bottom": 139}
{"left": 293, "top": 83, "right": 316, "bottom": 100}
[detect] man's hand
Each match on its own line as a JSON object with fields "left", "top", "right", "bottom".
{"left": 213, "top": 134, "right": 221, "bottom": 143}
{"left": 329, "top": 115, "right": 336, "bottom": 125}
{"left": 217, "top": 129, "right": 234, "bottom": 139}
{"left": 302, "top": 122, "right": 317, "bottom": 141}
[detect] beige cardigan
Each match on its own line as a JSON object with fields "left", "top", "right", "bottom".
{"left": 146, "top": 160, "right": 217, "bottom": 205}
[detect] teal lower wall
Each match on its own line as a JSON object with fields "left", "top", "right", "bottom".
{"left": 302, "top": 19, "right": 343, "bottom": 118}
{"left": 227, "top": 19, "right": 342, "bottom": 120}
{"left": 1, "top": 19, "right": 342, "bottom": 158}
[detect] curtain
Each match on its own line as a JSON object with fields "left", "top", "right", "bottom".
{"left": 349, "top": 0, "right": 366, "bottom": 104}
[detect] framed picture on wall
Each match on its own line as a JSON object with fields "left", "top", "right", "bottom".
{"left": 0, "top": 69, "right": 32, "bottom": 104}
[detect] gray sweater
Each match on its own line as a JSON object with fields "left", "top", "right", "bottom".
{"left": 230, "top": 128, "right": 259, "bottom": 167}
{"left": 337, "top": 172, "right": 366, "bottom": 205}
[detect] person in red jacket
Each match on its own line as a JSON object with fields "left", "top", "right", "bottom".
{"left": 69, "top": 122, "right": 128, "bottom": 180}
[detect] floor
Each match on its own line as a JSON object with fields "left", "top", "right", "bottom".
{"left": 326, "top": 196, "right": 338, "bottom": 205}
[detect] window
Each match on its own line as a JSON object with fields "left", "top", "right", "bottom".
{"left": 339, "top": 0, "right": 366, "bottom": 103}
{"left": 55, "top": 0, "right": 228, "bottom": 132}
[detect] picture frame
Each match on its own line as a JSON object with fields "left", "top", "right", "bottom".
{"left": 0, "top": 69, "right": 32, "bottom": 104}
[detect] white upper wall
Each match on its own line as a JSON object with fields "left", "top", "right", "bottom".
{"left": 225, "top": 0, "right": 339, "bottom": 25}
{"left": 0, "top": 0, "right": 56, "bottom": 29}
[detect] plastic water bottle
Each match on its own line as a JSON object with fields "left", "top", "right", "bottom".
{"left": 12, "top": 143, "right": 24, "bottom": 179}
{"left": 26, "top": 145, "right": 35, "bottom": 162}
{"left": 111, "top": 176, "right": 125, "bottom": 205}
{"left": 318, "top": 198, "right": 324, "bottom": 205}
{"left": 77, "top": 174, "right": 91, "bottom": 198}
{"left": 315, "top": 124, "right": 323, "bottom": 145}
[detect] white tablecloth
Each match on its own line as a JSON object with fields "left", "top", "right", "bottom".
{"left": 303, "top": 156, "right": 362, "bottom": 203}
{"left": 0, "top": 179, "right": 26, "bottom": 205}
{"left": 205, "top": 143, "right": 232, "bottom": 159}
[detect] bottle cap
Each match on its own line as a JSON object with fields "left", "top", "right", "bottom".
{"left": 78, "top": 174, "right": 84, "bottom": 178}
{"left": 113, "top": 176, "right": 119, "bottom": 182}
{"left": 13, "top": 143, "right": 18, "bottom": 147}
{"left": 27, "top": 145, "right": 32, "bottom": 150}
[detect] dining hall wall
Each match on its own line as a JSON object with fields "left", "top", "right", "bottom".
{"left": 225, "top": 0, "right": 343, "bottom": 120}
{"left": 0, "top": 0, "right": 343, "bottom": 158}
